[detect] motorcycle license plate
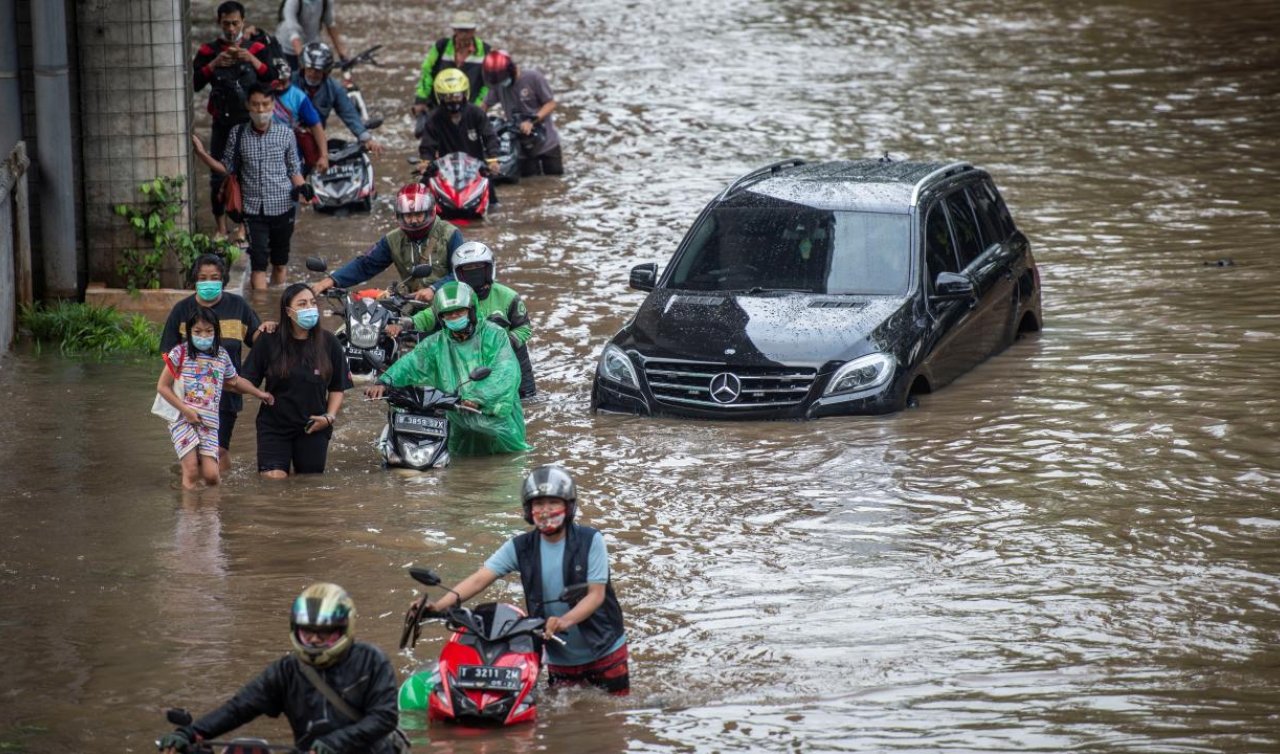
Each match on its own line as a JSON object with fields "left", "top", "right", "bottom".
{"left": 456, "top": 665, "right": 521, "bottom": 692}
{"left": 394, "top": 414, "right": 446, "bottom": 435}
{"left": 345, "top": 346, "right": 365, "bottom": 358}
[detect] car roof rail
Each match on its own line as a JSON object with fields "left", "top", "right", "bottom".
{"left": 909, "top": 161, "right": 974, "bottom": 206}
{"left": 717, "top": 158, "right": 807, "bottom": 200}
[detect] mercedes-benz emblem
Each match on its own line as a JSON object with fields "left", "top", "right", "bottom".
{"left": 709, "top": 372, "right": 742, "bottom": 404}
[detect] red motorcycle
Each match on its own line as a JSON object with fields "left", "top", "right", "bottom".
{"left": 425, "top": 152, "right": 491, "bottom": 221}
{"left": 400, "top": 567, "right": 585, "bottom": 726}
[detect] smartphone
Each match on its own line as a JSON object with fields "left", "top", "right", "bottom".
{"left": 304, "top": 418, "right": 317, "bottom": 432}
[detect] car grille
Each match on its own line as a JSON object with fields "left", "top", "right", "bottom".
{"left": 642, "top": 358, "right": 817, "bottom": 409}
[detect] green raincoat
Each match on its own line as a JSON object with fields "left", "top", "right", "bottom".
{"left": 380, "top": 319, "right": 529, "bottom": 456}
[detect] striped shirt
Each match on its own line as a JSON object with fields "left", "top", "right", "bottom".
{"left": 222, "top": 121, "right": 300, "bottom": 216}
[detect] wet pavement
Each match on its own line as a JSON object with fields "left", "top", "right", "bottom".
{"left": 1, "top": 0, "right": 1279, "bottom": 751}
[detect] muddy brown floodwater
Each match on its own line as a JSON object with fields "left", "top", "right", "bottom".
{"left": 2, "top": 0, "right": 1279, "bottom": 751}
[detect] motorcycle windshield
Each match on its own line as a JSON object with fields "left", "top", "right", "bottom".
{"left": 436, "top": 152, "right": 483, "bottom": 186}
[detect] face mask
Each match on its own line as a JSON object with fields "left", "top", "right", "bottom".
{"left": 494, "top": 77, "right": 512, "bottom": 88}
{"left": 293, "top": 307, "right": 320, "bottom": 330}
{"left": 457, "top": 269, "right": 491, "bottom": 297}
{"left": 445, "top": 101, "right": 465, "bottom": 114}
{"left": 223, "top": 29, "right": 243, "bottom": 44}
{"left": 250, "top": 111, "right": 272, "bottom": 128}
{"left": 536, "top": 511, "right": 566, "bottom": 534}
{"left": 195, "top": 280, "right": 223, "bottom": 302}
{"left": 443, "top": 314, "right": 470, "bottom": 332}
{"left": 192, "top": 335, "right": 215, "bottom": 352}
{"left": 304, "top": 72, "right": 325, "bottom": 87}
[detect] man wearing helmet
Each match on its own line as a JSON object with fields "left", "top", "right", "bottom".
{"left": 158, "top": 583, "right": 402, "bottom": 754}
{"left": 418, "top": 68, "right": 500, "bottom": 171}
{"left": 269, "top": 58, "right": 330, "bottom": 173}
{"left": 295, "top": 42, "right": 384, "bottom": 156}
{"left": 411, "top": 12, "right": 490, "bottom": 115}
{"left": 411, "top": 241, "right": 538, "bottom": 398}
{"left": 412, "top": 465, "right": 631, "bottom": 695}
{"left": 365, "top": 280, "right": 529, "bottom": 455}
{"left": 312, "top": 182, "right": 462, "bottom": 302}
{"left": 482, "top": 49, "right": 563, "bottom": 177}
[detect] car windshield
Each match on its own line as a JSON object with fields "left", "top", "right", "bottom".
{"left": 667, "top": 197, "right": 911, "bottom": 295}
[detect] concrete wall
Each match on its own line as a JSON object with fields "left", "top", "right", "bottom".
{"left": 76, "top": 0, "right": 192, "bottom": 287}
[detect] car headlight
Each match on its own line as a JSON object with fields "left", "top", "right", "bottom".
{"left": 350, "top": 321, "right": 379, "bottom": 348}
{"left": 823, "top": 353, "right": 895, "bottom": 396}
{"left": 596, "top": 343, "right": 639, "bottom": 389}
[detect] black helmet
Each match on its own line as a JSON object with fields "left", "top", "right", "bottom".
{"left": 521, "top": 465, "right": 577, "bottom": 526}
{"left": 300, "top": 41, "right": 336, "bottom": 74}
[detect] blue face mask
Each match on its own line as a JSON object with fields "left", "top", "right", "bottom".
{"left": 195, "top": 280, "right": 223, "bottom": 302}
{"left": 192, "top": 335, "right": 215, "bottom": 352}
{"left": 443, "top": 314, "right": 470, "bottom": 332}
{"left": 293, "top": 307, "right": 320, "bottom": 330}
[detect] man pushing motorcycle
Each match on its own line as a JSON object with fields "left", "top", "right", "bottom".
{"left": 364, "top": 281, "right": 529, "bottom": 456}
{"left": 408, "top": 465, "right": 631, "bottom": 695}
{"left": 311, "top": 182, "right": 463, "bottom": 304}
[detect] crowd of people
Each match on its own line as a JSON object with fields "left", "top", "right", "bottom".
{"left": 157, "top": 7, "right": 594, "bottom": 749}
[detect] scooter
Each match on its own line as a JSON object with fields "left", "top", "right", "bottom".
{"left": 369, "top": 367, "right": 490, "bottom": 471}
{"left": 309, "top": 46, "right": 385, "bottom": 213}
{"left": 158, "top": 708, "right": 296, "bottom": 753}
{"left": 305, "top": 257, "right": 429, "bottom": 377}
{"left": 399, "top": 567, "right": 587, "bottom": 726}
{"left": 487, "top": 113, "right": 546, "bottom": 185}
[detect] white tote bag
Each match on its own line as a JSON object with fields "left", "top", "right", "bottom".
{"left": 152, "top": 350, "right": 185, "bottom": 422}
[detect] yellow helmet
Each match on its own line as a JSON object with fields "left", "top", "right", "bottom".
{"left": 289, "top": 583, "right": 356, "bottom": 668}
{"left": 434, "top": 67, "right": 471, "bottom": 109}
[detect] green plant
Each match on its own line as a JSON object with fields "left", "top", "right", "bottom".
{"left": 19, "top": 301, "right": 160, "bottom": 357}
{"left": 114, "top": 176, "right": 237, "bottom": 291}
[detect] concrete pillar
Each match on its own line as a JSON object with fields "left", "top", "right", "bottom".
{"left": 32, "top": 0, "right": 79, "bottom": 299}
{"left": 77, "top": 0, "right": 191, "bottom": 288}
{"left": 0, "top": 0, "right": 21, "bottom": 158}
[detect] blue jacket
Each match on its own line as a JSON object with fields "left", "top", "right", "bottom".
{"left": 294, "top": 73, "right": 368, "bottom": 141}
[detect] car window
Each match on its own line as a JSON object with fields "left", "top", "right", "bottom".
{"left": 944, "top": 192, "right": 984, "bottom": 269}
{"left": 924, "top": 204, "right": 958, "bottom": 293}
{"left": 974, "top": 181, "right": 1014, "bottom": 240}
{"left": 667, "top": 199, "right": 910, "bottom": 295}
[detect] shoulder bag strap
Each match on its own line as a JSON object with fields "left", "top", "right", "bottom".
{"left": 296, "top": 661, "right": 364, "bottom": 722}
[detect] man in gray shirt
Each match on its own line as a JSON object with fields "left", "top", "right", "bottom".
{"left": 482, "top": 50, "right": 563, "bottom": 177}
{"left": 276, "top": 0, "right": 348, "bottom": 71}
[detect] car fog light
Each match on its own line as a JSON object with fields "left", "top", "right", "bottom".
{"left": 597, "top": 343, "right": 639, "bottom": 389}
{"left": 824, "top": 353, "right": 894, "bottom": 396}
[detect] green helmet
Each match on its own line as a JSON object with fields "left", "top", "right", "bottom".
{"left": 433, "top": 280, "right": 478, "bottom": 334}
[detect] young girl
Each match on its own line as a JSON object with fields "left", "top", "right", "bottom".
{"left": 157, "top": 308, "right": 274, "bottom": 489}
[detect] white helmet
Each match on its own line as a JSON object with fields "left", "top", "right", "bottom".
{"left": 451, "top": 241, "right": 495, "bottom": 298}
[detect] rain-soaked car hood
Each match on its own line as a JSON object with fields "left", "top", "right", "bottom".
{"left": 621, "top": 289, "right": 911, "bottom": 368}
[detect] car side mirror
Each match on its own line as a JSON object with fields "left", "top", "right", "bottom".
{"left": 305, "top": 256, "right": 328, "bottom": 273}
{"left": 629, "top": 263, "right": 658, "bottom": 292}
{"left": 931, "top": 271, "right": 974, "bottom": 300}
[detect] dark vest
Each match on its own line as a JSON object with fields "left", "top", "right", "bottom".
{"left": 513, "top": 524, "right": 625, "bottom": 659}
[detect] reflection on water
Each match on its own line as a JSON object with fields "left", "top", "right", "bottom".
{"left": 2, "top": 0, "right": 1279, "bottom": 750}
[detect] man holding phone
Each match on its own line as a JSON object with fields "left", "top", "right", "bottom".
{"left": 192, "top": 1, "right": 277, "bottom": 240}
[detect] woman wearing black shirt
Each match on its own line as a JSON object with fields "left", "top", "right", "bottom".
{"left": 241, "top": 283, "right": 352, "bottom": 476}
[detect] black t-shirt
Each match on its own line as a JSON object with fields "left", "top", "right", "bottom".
{"left": 419, "top": 104, "right": 499, "bottom": 161}
{"left": 160, "top": 294, "right": 262, "bottom": 413}
{"left": 240, "top": 330, "right": 352, "bottom": 431}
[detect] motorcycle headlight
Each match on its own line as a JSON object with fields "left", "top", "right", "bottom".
{"left": 350, "top": 321, "right": 379, "bottom": 348}
{"left": 400, "top": 439, "right": 439, "bottom": 467}
{"left": 596, "top": 343, "right": 639, "bottom": 389}
{"left": 823, "top": 353, "right": 895, "bottom": 396}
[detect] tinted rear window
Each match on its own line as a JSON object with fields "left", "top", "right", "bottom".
{"left": 668, "top": 197, "right": 910, "bottom": 295}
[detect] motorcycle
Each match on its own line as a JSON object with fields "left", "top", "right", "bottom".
{"left": 305, "top": 257, "right": 429, "bottom": 377}
{"left": 369, "top": 367, "right": 491, "bottom": 471}
{"left": 158, "top": 708, "right": 296, "bottom": 753}
{"left": 399, "top": 567, "right": 587, "bottom": 726}
{"left": 487, "top": 113, "right": 546, "bottom": 185}
{"left": 422, "top": 152, "right": 491, "bottom": 221}
{"left": 309, "top": 46, "right": 385, "bottom": 213}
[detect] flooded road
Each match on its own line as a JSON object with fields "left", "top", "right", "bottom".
{"left": 3, "top": 0, "right": 1280, "bottom": 750}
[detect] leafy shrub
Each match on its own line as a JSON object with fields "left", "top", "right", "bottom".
{"left": 19, "top": 301, "right": 160, "bottom": 356}
{"left": 114, "top": 176, "right": 238, "bottom": 291}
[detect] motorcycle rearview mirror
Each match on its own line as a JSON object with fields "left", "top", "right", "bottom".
{"left": 363, "top": 116, "right": 384, "bottom": 131}
{"left": 468, "top": 367, "right": 492, "bottom": 382}
{"left": 305, "top": 257, "right": 328, "bottom": 273}
{"left": 166, "top": 708, "right": 194, "bottom": 726}
{"left": 409, "top": 264, "right": 433, "bottom": 279}
{"left": 408, "top": 566, "right": 442, "bottom": 587}
{"left": 366, "top": 350, "right": 387, "bottom": 372}
{"left": 558, "top": 583, "right": 589, "bottom": 605}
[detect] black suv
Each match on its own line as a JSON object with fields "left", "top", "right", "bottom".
{"left": 591, "top": 158, "right": 1042, "bottom": 419}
